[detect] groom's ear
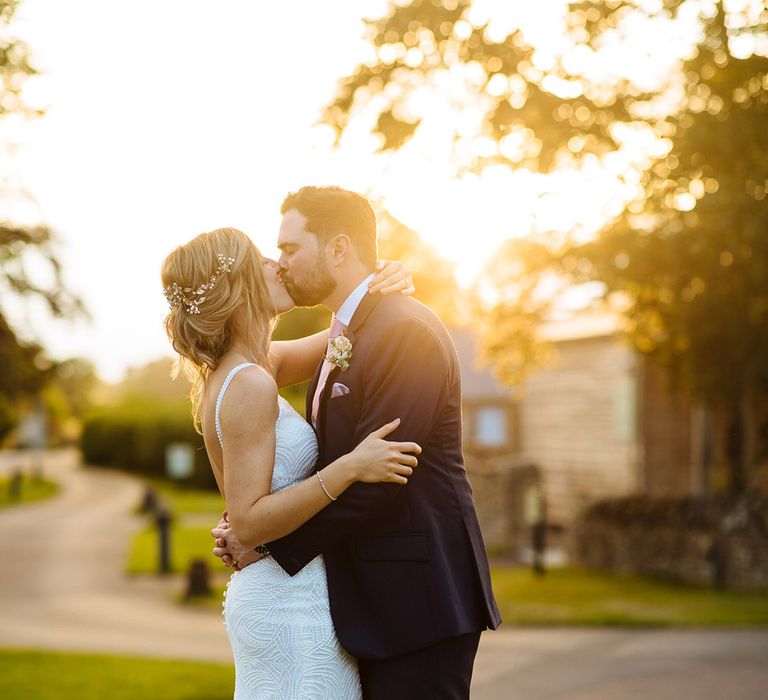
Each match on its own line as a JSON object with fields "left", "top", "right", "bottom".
{"left": 327, "top": 233, "right": 354, "bottom": 268}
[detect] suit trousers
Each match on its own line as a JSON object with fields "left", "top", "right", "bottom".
{"left": 357, "top": 632, "right": 482, "bottom": 700}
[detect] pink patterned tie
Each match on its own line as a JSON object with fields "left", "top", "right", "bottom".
{"left": 311, "top": 316, "right": 347, "bottom": 427}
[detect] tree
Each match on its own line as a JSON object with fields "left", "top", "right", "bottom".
{"left": 558, "top": 2, "right": 768, "bottom": 492}
{"left": 323, "top": 0, "right": 663, "bottom": 172}
{"left": 1, "top": 0, "right": 81, "bottom": 316}
{"left": 1, "top": 0, "right": 85, "bottom": 441}
{"left": 472, "top": 236, "right": 559, "bottom": 387}
{"left": 0, "top": 314, "right": 50, "bottom": 441}
{"left": 324, "top": 0, "right": 768, "bottom": 492}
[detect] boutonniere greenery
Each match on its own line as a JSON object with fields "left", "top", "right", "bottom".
{"left": 326, "top": 333, "right": 353, "bottom": 371}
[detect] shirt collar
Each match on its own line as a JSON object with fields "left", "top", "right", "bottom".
{"left": 335, "top": 273, "right": 376, "bottom": 327}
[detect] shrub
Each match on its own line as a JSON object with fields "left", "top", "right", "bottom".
{"left": 80, "top": 397, "right": 216, "bottom": 489}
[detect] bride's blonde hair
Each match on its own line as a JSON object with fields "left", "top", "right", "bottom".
{"left": 161, "top": 228, "right": 276, "bottom": 432}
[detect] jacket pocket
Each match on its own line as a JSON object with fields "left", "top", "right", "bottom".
{"left": 354, "top": 533, "right": 430, "bottom": 562}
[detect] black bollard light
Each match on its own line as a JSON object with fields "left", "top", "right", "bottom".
{"left": 530, "top": 486, "right": 548, "bottom": 578}
{"left": 139, "top": 486, "right": 159, "bottom": 514}
{"left": 155, "top": 504, "right": 173, "bottom": 574}
{"left": 8, "top": 470, "right": 23, "bottom": 501}
{"left": 707, "top": 537, "right": 728, "bottom": 591}
{"left": 532, "top": 519, "right": 547, "bottom": 577}
{"left": 185, "top": 558, "right": 211, "bottom": 598}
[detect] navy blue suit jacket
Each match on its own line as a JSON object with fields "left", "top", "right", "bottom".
{"left": 268, "top": 292, "right": 502, "bottom": 659}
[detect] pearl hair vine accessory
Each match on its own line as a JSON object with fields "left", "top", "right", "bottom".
{"left": 163, "top": 252, "right": 236, "bottom": 314}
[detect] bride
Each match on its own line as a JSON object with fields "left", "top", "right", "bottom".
{"left": 161, "top": 227, "right": 420, "bottom": 699}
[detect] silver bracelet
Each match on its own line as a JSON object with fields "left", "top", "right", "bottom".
{"left": 316, "top": 470, "right": 337, "bottom": 501}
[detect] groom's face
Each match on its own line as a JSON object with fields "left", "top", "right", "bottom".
{"left": 277, "top": 209, "right": 337, "bottom": 306}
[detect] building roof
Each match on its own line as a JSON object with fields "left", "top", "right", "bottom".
{"left": 539, "top": 310, "right": 621, "bottom": 343}
{"left": 451, "top": 310, "right": 622, "bottom": 400}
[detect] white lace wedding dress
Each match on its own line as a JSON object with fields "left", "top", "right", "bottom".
{"left": 216, "top": 363, "right": 361, "bottom": 700}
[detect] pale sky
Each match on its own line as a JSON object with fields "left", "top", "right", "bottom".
{"left": 5, "top": 0, "right": 692, "bottom": 381}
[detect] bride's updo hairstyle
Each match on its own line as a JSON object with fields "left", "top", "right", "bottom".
{"left": 161, "top": 227, "right": 276, "bottom": 432}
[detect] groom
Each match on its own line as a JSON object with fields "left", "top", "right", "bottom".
{"left": 217, "top": 186, "right": 501, "bottom": 698}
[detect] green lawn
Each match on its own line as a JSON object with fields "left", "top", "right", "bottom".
{"left": 0, "top": 649, "right": 233, "bottom": 700}
{"left": 493, "top": 565, "right": 768, "bottom": 626}
{"left": 143, "top": 478, "right": 224, "bottom": 516}
{"left": 0, "top": 475, "right": 58, "bottom": 509}
{"left": 127, "top": 523, "right": 224, "bottom": 575}
{"left": 128, "top": 480, "right": 225, "bottom": 575}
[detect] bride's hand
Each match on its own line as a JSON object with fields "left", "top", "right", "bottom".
{"left": 212, "top": 513, "right": 265, "bottom": 570}
{"left": 347, "top": 418, "right": 421, "bottom": 484}
{"left": 368, "top": 260, "right": 416, "bottom": 296}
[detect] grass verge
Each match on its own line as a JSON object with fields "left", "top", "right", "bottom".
{"left": 0, "top": 475, "right": 58, "bottom": 509}
{"left": 493, "top": 565, "right": 768, "bottom": 626}
{"left": 142, "top": 478, "right": 224, "bottom": 516}
{"left": 126, "top": 524, "right": 221, "bottom": 575}
{"left": 128, "top": 480, "right": 225, "bottom": 575}
{"left": 0, "top": 649, "right": 233, "bottom": 700}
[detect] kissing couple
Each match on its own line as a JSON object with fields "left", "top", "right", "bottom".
{"left": 161, "top": 186, "right": 501, "bottom": 699}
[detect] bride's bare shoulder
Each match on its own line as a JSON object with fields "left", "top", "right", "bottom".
{"left": 216, "top": 364, "right": 278, "bottom": 420}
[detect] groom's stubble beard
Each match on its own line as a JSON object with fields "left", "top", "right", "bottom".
{"left": 283, "top": 252, "right": 337, "bottom": 307}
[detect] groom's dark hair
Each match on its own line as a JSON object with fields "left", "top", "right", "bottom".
{"left": 281, "top": 186, "right": 378, "bottom": 269}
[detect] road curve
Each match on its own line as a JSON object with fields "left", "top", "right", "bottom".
{"left": 0, "top": 451, "right": 231, "bottom": 662}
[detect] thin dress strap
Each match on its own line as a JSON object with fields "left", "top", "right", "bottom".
{"left": 215, "top": 363, "right": 257, "bottom": 448}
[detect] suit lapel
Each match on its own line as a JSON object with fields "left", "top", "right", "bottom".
{"left": 316, "top": 362, "right": 342, "bottom": 439}
{"left": 305, "top": 358, "right": 324, "bottom": 424}
{"left": 310, "top": 291, "right": 386, "bottom": 441}
{"left": 345, "top": 290, "right": 381, "bottom": 338}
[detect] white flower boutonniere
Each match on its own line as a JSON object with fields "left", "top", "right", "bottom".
{"left": 326, "top": 333, "right": 353, "bottom": 371}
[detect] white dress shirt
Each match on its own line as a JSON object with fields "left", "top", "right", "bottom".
{"left": 334, "top": 273, "right": 376, "bottom": 327}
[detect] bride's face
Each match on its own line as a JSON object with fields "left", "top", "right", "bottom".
{"left": 262, "top": 258, "right": 294, "bottom": 315}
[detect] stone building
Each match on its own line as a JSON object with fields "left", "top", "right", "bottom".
{"left": 454, "top": 312, "right": 702, "bottom": 557}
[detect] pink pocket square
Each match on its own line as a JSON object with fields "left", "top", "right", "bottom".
{"left": 331, "top": 382, "right": 351, "bottom": 398}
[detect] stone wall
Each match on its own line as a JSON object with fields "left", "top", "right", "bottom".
{"left": 572, "top": 491, "right": 768, "bottom": 590}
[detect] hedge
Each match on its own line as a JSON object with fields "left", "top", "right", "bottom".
{"left": 80, "top": 397, "right": 216, "bottom": 490}
{"left": 572, "top": 491, "right": 768, "bottom": 590}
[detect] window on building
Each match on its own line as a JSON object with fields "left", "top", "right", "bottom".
{"left": 474, "top": 406, "right": 508, "bottom": 447}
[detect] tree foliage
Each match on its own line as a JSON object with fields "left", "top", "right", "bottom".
{"left": 1, "top": 1, "right": 81, "bottom": 318}
{"left": 324, "top": 0, "right": 665, "bottom": 171}
{"left": 1, "top": 0, "right": 86, "bottom": 441}
{"left": 325, "top": 0, "right": 768, "bottom": 491}
{"left": 473, "top": 236, "right": 561, "bottom": 386}
{"left": 562, "top": 1, "right": 768, "bottom": 490}
{"left": 0, "top": 0, "right": 41, "bottom": 121}
{"left": 0, "top": 223, "right": 86, "bottom": 318}
{"left": 0, "top": 314, "right": 49, "bottom": 440}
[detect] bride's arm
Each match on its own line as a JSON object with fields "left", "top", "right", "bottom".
{"left": 269, "top": 330, "right": 329, "bottom": 389}
{"left": 269, "top": 260, "right": 416, "bottom": 388}
{"left": 221, "top": 366, "right": 418, "bottom": 549}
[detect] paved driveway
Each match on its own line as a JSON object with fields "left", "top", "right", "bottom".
{"left": 472, "top": 627, "right": 768, "bottom": 699}
{"left": 0, "top": 451, "right": 231, "bottom": 661}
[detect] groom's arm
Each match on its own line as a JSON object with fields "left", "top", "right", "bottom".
{"left": 268, "top": 318, "right": 450, "bottom": 576}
